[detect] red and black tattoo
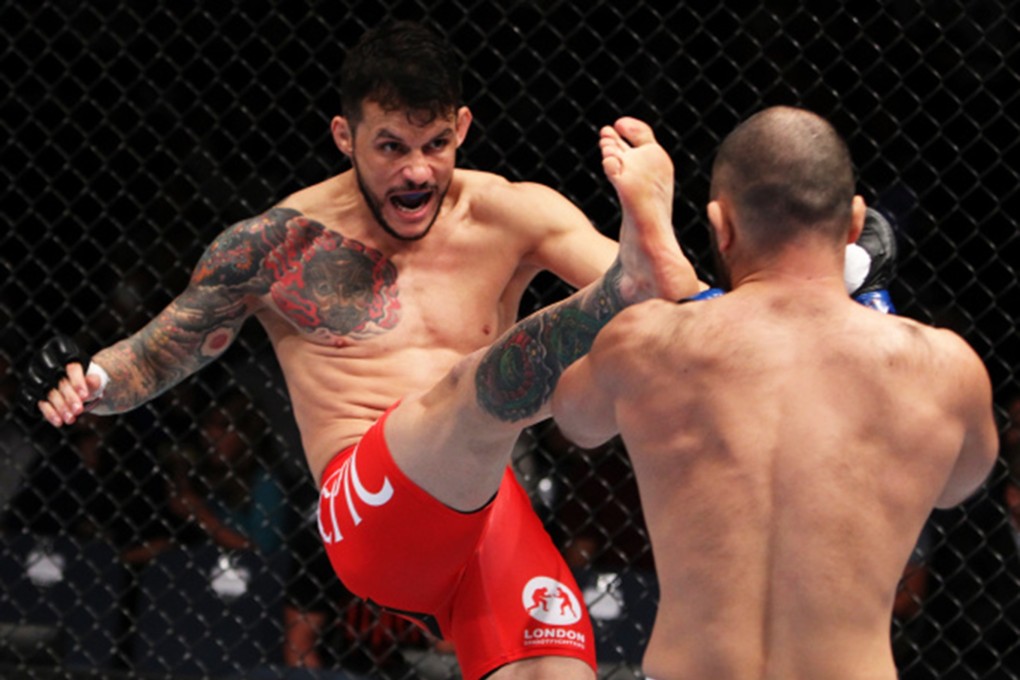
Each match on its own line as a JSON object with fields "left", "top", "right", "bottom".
{"left": 97, "top": 207, "right": 400, "bottom": 412}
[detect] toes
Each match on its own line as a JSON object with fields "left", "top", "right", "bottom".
{"left": 600, "top": 128, "right": 626, "bottom": 175}
{"left": 600, "top": 124, "right": 622, "bottom": 144}
{"left": 600, "top": 126, "right": 626, "bottom": 157}
{"left": 602, "top": 155, "right": 623, "bottom": 178}
{"left": 614, "top": 117, "right": 656, "bottom": 146}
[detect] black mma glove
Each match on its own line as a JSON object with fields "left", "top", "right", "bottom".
{"left": 845, "top": 208, "right": 898, "bottom": 314}
{"left": 846, "top": 208, "right": 897, "bottom": 298}
{"left": 22, "top": 335, "right": 91, "bottom": 410}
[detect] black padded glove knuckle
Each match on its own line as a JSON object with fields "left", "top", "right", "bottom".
{"left": 22, "top": 335, "right": 90, "bottom": 408}
{"left": 853, "top": 209, "right": 898, "bottom": 297}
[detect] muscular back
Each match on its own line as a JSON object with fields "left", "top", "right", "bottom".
{"left": 595, "top": 288, "right": 995, "bottom": 680}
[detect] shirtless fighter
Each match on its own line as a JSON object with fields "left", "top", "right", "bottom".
{"left": 23, "top": 21, "right": 697, "bottom": 679}
{"left": 552, "top": 106, "right": 999, "bottom": 680}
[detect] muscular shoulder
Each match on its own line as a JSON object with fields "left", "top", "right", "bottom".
{"left": 192, "top": 208, "right": 307, "bottom": 287}
{"left": 454, "top": 169, "right": 613, "bottom": 286}
{"left": 873, "top": 314, "right": 977, "bottom": 370}
{"left": 590, "top": 300, "right": 680, "bottom": 372}
{"left": 457, "top": 169, "right": 591, "bottom": 236}
{"left": 912, "top": 322, "right": 991, "bottom": 398}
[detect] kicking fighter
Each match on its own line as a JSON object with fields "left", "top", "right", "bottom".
{"left": 24, "top": 20, "right": 696, "bottom": 680}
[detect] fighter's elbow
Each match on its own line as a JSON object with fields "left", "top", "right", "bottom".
{"left": 552, "top": 406, "right": 616, "bottom": 450}
{"left": 936, "top": 453, "right": 996, "bottom": 509}
{"left": 560, "top": 426, "right": 614, "bottom": 451}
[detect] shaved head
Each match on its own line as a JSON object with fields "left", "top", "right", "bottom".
{"left": 710, "top": 106, "right": 855, "bottom": 250}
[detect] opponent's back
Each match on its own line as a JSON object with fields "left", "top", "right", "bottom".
{"left": 609, "top": 286, "right": 996, "bottom": 680}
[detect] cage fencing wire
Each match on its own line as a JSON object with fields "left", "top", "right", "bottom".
{"left": 2, "top": 1, "right": 1018, "bottom": 679}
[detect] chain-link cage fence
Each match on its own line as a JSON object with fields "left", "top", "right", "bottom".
{"left": 2, "top": 1, "right": 1018, "bottom": 679}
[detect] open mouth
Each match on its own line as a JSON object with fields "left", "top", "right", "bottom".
{"left": 389, "top": 189, "right": 434, "bottom": 213}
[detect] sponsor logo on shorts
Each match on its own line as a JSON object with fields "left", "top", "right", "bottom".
{"left": 522, "top": 627, "right": 587, "bottom": 649}
{"left": 318, "top": 444, "right": 393, "bottom": 544}
{"left": 522, "top": 576, "right": 582, "bottom": 625}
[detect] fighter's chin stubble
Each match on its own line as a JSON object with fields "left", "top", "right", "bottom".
{"left": 353, "top": 160, "right": 443, "bottom": 242}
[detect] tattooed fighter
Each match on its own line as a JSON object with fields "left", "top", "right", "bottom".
{"left": 24, "top": 21, "right": 697, "bottom": 679}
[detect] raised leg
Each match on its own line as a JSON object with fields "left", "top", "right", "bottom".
{"left": 388, "top": 118, "right": 696, "bottom": 510}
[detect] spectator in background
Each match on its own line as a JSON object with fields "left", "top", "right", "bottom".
{"left": 283, "top": 478, "right": 431, "bottom": 679}
{"left": 3, "top": 423, "right": 100, "bottom": 540}
{"left": 0, "top": 352, "right": 44, "bottom": 515}
{"left": 534, "top": 424, "right": 653, "bottom": 573}
{"left": 2, "top": 412, "right": 194, "bottom": 563}
{"left": 283, "top": 498, "right": 351, "bottom": 672}
{"left": 2, "top": 410, "right": 203, "bottom": 670}
{"left": 167, "top": 389, "right": 286, "bottom": 555}
{"left": 965, "top": 392, "right": 1020, "bottom": 678}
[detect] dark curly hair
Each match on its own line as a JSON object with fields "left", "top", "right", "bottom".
{"left": 340, "top": 20, "right": 462, "bottom": 127}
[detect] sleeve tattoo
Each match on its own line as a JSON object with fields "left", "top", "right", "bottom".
{"left": 475, "top": 260, "right": 625, "bottom": 422}
{"left": 93, "top": 212, "right": 287, "bottom": 413}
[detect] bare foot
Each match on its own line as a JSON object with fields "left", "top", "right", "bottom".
{"left": 602, "top": 117, "right": 696, "bottom": 302}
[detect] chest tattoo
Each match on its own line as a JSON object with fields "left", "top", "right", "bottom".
{"left": 261, "top": 210, "right": 401, "bottom": 336}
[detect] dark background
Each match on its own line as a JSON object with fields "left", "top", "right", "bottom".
{"left": 1, "top": 1, "right": 1018, "bottom": 679}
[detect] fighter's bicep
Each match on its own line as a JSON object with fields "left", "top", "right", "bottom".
{"left": 535, "top": 224, "right": 618, "bottom": 289}
{"left": 935, "top": 337, "right": 998, "bottom": 508}
{"left": 511, "top": 182, "right": 618, "bottom": 288}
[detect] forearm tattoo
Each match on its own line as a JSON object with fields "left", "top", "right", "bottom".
{"left": 475, "top": 259, "right": 625, "bottom": 422}
{"left": 96, "top": 288, "right": 249, "bottom": 412}
{"left": 96, "top": 208, "right": 399, "bottom": 412}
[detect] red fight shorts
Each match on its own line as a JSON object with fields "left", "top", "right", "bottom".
{"left": 317, "top": 406, "right": 596, "bottom": 679}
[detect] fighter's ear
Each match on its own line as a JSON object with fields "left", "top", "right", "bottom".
{"left": 848, "top": 195, "right": 866, "bottom": 244}
{"left": 454, "top": 106, "right": 473, "bottom": 148}
{"left": 707, "top": 200, "right": 734, "bottom": 252}
{"left": 331, "top": 116, "right": 354, "bottom": 156}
